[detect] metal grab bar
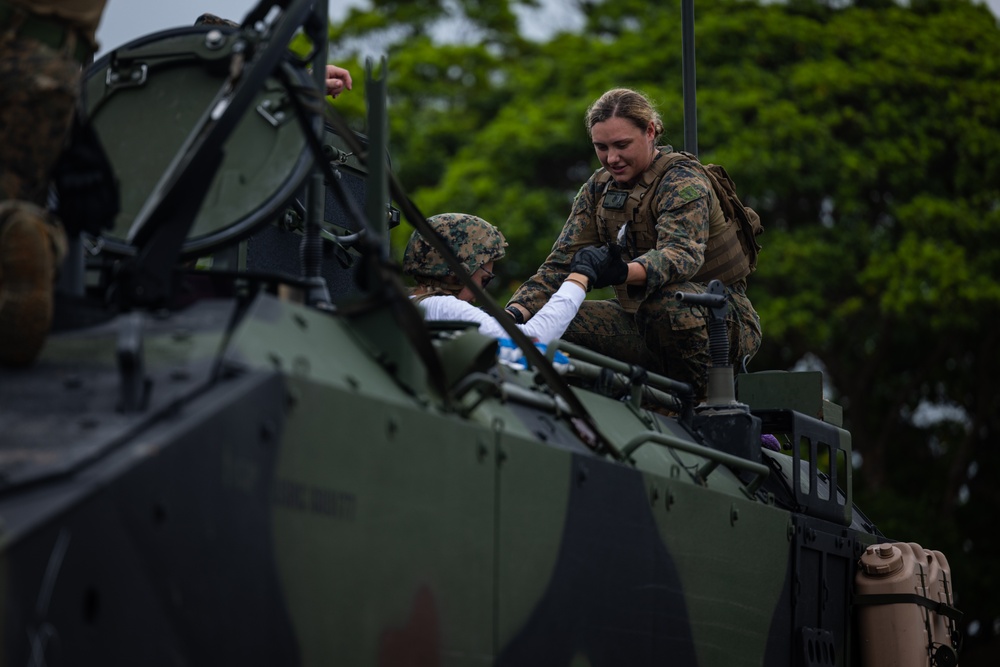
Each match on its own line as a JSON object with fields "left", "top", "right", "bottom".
{"left": 545, "top": 339, "right": 695, "bottom": 420}
{"left": 547, "top": 339, "right": 693, "bottom": 397}
{"left": 622, "top": 431, "right": 770, "bottom": 495}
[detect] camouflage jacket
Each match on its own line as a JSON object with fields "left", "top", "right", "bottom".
{"left": 509, "top": 146, "right": 717, "bottom": 315}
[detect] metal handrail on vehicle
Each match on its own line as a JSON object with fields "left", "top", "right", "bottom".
{"left": 545, "top": 339, "right": 694, "bottom": 419}
{"left": 621, "top": 431, "right": 770, "bottom": 496}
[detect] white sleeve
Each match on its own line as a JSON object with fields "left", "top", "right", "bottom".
{"left": 415, "top": 282, "right": 585, "bottom": 344}
{"left": 416, "top": 294, "right": 497, "bottom": 329}
{"left": 511, "top": 282, "right": 586, "bottom": 343}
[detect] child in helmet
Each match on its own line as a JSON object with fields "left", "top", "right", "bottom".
{"left": 402, "top": 213, "right": 625, "bottom": 345}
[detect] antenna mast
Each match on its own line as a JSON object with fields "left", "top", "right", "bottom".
{"left": 681, "top": 0, "right": 698, "bottom": 155}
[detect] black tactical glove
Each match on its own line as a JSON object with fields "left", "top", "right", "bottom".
{"left": 592, "top": 243, "right": 629, "bottom": 288}
{"left": 570, "top": 245, "right": 630, "bottom": 289}
{"left": 568, "top": 246, "right": 606, "bottom": 288}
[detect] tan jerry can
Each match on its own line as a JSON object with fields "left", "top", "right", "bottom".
{"left": 855, "top": 542, "right": 960, "bottom": 667}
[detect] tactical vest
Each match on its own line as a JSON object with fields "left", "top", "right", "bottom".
{"left": 594, "top": 149, "right": 751, "bottom": 313}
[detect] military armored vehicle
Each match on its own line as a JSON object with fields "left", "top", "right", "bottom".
{"left": 0, "top": 1, "right": 962, "bottom": 665}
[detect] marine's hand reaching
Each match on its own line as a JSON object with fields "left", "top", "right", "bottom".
{"left": 570, "top": 244, "right": 630, "bottom": 289}
{"left": 593, "top": 243, "right": 629, "bottom": 288}
{"left": 325, "top": 65, "right": 353, "bottom": 98}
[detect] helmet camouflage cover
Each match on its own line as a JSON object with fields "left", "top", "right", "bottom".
{"left": 403, "top": 213, "right": 507, "bottom": 283}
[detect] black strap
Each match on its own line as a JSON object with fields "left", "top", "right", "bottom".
{"left": 504, "top": 306, "right": 525, "bottom": 324}
{"left": 51, "top": 106, "right": 120, "bottom": 237}
{"left": 854, "top": 593, "right": 964, "bottom": 622}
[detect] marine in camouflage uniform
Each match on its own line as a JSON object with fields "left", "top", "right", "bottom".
{"left": 509, "top": 144, "right": 761, "bottom": 402}
{"left": 0, "top": 0, "right": 106, "bottom": 366}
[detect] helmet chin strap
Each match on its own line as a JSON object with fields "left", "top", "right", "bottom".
{"left": 412, "top": 277, "right": 463, "bottom": 295}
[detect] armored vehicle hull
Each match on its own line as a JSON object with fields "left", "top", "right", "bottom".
{"left": 0, "top": 2, "right": 960, "bottom": 665}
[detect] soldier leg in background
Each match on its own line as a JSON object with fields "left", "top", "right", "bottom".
{"left": 0, "top": 34, "right": 79, "bottom": 366}
{"left": 0, "top": 202, "right": 65, "bottom": 365}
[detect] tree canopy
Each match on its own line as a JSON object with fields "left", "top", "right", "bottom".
{"left": 328, "top": 0, "right": 1000, "bottom": 659}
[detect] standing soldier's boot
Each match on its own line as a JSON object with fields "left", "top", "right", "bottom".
{"left": 0, "top": 202, "right": 66, "bottom": 367}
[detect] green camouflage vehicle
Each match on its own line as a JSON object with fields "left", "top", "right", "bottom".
{"left": 0, "top": 1, "right": 962, "bottom": 665}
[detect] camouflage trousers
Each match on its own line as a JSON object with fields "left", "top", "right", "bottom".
{"left": 562, "top": 280, "right": 761, "bottom": 401}
{"left": 0, "top": 34, "right": 78, "bottom": 365}
{"left": 0, "top": 34, "right": 80, "bottom": 204}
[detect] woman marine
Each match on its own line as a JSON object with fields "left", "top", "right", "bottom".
{"left": 506, "top": 88, "right": 762, "bottom": 400}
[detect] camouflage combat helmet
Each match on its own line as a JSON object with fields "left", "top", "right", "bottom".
{"left": 403, "top": 213, "right": 507, "bottom": 284}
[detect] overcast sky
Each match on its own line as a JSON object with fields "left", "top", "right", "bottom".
{"left": 95, "top": 1, "right": 352, "bottom": 55}
{"left": 95, "top": 0, "right": 1000, "bottom": 57}
{"left": 93, "top": 0, "right": 587, "bottom": 56}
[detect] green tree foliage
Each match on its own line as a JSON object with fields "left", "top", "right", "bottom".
{"left": 329, "top": 1, "right": 1000, "bottom": 658}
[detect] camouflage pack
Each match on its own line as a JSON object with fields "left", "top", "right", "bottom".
{"left": 667, "top": 151, "right": 764, "bottom": 275}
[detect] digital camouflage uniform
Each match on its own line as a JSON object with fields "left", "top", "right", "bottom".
{"left": 0, "top": 0, "right": 106, "bottom": 366}
{"left": 508, "top": 146, "right": 761, "bottom": 401}
{"left": 403, "top": 213, "right": 507, "bottom": 297}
